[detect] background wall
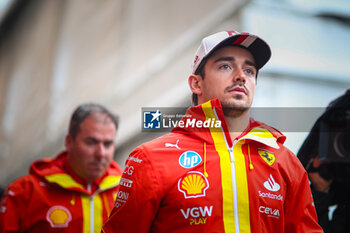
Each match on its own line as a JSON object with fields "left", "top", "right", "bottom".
{"left": 0, "top": 0, "right": 349, "bottom": 187}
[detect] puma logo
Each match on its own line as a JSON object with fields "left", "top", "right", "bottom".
{"left": 165, "top": 139, "right": 180, "bottom": 150}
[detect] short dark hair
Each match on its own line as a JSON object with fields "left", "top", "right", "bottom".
{"left": 68, "top": 103, "right": 119, "bottom": 139}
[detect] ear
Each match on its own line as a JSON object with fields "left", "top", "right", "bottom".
{"left": 65, "top": 134, "right": 73, "bottom": 151}
{"left": 188, "top": 74, "right": 203, "bottom": 95}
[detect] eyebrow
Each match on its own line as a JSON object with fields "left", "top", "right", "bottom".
{"left": 86, "top": 137, "right": 115, "bottom": 144}
{"left": 214, "top": 56, "right": 256, "bottom": 67}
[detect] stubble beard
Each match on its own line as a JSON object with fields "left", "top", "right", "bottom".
{"left": 222, "top": 97, "right": 250, "bottom": 118}
{"left": 222, "top": 83, "right": 251, "bottom": 117}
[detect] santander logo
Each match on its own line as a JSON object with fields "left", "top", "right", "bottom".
{"left": 263, "top": 174, "right": 280, "bottom": 192}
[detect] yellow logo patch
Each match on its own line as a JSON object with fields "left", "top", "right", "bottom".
{"left": 258, "top": 149, "right": 275, "bottom": 166}
{"left": 178, "top": 171, "right": 209, "bottom": 199}
{"left": 46, "top": 205, "right": 72, "bottom": 228}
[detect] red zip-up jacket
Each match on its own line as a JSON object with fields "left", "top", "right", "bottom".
{"left": 102, "top": 99, "right": 323, "bottom": 233}
{"left": 0, "top": 152, "right": 122, "bottom": 233}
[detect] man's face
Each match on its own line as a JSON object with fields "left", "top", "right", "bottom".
{"left": 66, "top": 112, "right": 116, "bottom": 183}
{"left": 198, "top": 46, "right": 257, "bottom": 114}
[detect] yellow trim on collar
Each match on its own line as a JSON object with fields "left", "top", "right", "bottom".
{"left": 240, "top": 127, "right": 279, "bottom": 149}
{"left": 99, "top": 176, "right": 121, "bottom": 190}
{"left": 45, "top": 173, "right": 84, "bottom": 189}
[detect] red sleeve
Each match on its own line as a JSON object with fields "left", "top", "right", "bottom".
{"left": 0, "top": 176, "right": 33, "bottom": 233}
{"left": 102, "top": 147, "right": 161, "bottom": 233}
{"left": 283, "top": 154, "right": 324, "bottom": 233}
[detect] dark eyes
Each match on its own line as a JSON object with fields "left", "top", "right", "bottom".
{"left": 219, "top": 64, "right": 255, "bottom": 76}
{"left": 246, "top": 69, "right": 255, "bottom": 75}
{"left": 86, "top": 139, "right": 98, "bottom": 145}
{"left": 85, "top": 139, "right": 114, "bottom": 148}
{"left": 220, "top": 64, "right": 231, "bottom": 70}
{"left": 104, "top": 141, "right": 114, "bottom": 148}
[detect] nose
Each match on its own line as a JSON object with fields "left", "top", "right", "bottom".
{"left": 233, "top": 68, "right": 246, "bottom": 84}
{"left": 95, "top": 143, "right": 106, "bottom": 158}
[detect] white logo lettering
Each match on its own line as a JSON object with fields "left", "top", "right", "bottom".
{"left": 180, "top": 206, "right": 213, "bottom": 219}
{"left": 126, "top": 157, "right": 142, "bottom": 163}
{"left": 165, "top": 139, "right": 181, "bottom": 150}
{"left": 258, "top": 190, "right": 283, "bottom": 201}
{"left": 117, "top": 191, "right": 129, "bottom": 201}
{"left": 163, "top": 118, "right": 221, "bottom": 129}
{"left": 120, "top": 178, "right": 133, "bottom": 188}
{"left": 179, "top": 151, "right": 201, "bottom": 168}
{"left": 259, "top": 206, "right": 280, "bottom": 218}
{"left": 123, "top": 165, "right": 134, "bottom": 175}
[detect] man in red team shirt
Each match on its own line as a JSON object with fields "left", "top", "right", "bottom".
{"left": 0, "top": 103, "right": 123, "bottom": 233}
{"left": 102, "top": 30, "right": 323, "bottom": 233}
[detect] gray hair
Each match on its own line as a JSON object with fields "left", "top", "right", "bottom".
{"left": 68, "top": 103, "right": 119, "bottom": 139}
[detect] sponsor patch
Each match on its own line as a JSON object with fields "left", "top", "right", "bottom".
{"left": 259, "top": 206, "right": 280, "bottom": 219}
{"left": 46, "top": 205, "right": 72, "bottom": 228}
{"left": 165, "top": 139, "right": 181, "bottom": 150}
{"left": 264, "top": 174, "right": 280, "bottom": 192}
{"left": 114, "top": 191, "right": 130, "bottom": 209}
{"left": 123, "top": 165, "right": 134, "bottom": 176}
{"left": 120, "top": 178, "right": 133, "bottom": 188}
{"left": 179, "top": 151, "right": 202, "bottom": 168}
{"left": 178, "top": 171, "right": 209, "bottom": 198}
{"left": 180, "top": 205, "right": 213, "bottom": 225}
{"left": 259, "top": 190, "right": 283, "bottom": 201}
{"left": 126, "top": 156, "right": 142, "bottom": 163}
{"left": 258, "top": 148, "right": 275, "bottom": 165}
{"left": 117, "top": 191, "right": 129, "bottom": 201}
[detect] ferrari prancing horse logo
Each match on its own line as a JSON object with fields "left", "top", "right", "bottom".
{"left": 258, "top": 148, "right": 275, "bottom": 166}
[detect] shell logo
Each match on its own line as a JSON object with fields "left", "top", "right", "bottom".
{"left": 46, "top": 205, "right": 72, "bottom": 228}
{"left": 178, "top": 171, "right": 209, "bottom": 199}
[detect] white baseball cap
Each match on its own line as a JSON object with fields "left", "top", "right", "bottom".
{"left": 192, "top": 30, "right": 271, "bottom": 74}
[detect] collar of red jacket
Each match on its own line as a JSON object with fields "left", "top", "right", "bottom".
{"left": 172, "top": 98, "right": 286, "bottom": 148}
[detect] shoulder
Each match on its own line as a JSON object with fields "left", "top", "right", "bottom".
{"left": 141, "top": 133, "right": 182, "bottom": 150}
{"left": 108, "top": 160, "right": 123, "bottom": 175}
{"left": 251, "top": 119, "right": 287, "bottom": 144}
{"left": 274, "top": 143, "right": 308, "bottom": 180}
{"left": 4, "top": 174, "right": 41, "bottom": 200}
{"left": 125, "top": 132, "right": 197, "bottom": 183}
{"left": 131, "top": 132, "right": 187, "bottom": 159}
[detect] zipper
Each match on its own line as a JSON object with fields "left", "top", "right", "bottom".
{"left": 213, "top": 107, "right": 240, "bottom": 232}
{"left": 230, "top": 140, "right": 240, "bottom": 233}
{"left": 87, "top": 184, "right": 95, "bottom": 233}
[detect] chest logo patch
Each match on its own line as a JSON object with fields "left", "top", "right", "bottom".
{"left": 179, "top": 151, "right": 202, "bottom": 168}
{"left": 264, "top": 174, "right": 280, "bottom": 192}
{"left": 258, "top": 148, "right": 275, "bottom": 166}
{"left": 178, "top": 171, "right": 209, "bottom": 198}
{"left": 46, "top": 205, "right": 72, "bottom": 228}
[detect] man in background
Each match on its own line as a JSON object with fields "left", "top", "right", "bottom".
{"left": 0, "top": 103, "right": 123, "bottom": 233}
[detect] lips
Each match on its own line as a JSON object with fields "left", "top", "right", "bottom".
{"left": 89, "top": 162, "right": 105, "bottom": 170}
{"left": 229, "top": 86, "right": 247, "bottom": 95}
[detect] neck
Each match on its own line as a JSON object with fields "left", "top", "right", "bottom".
{"left": 223, "top": 109, "right": 250, "bottom": 141}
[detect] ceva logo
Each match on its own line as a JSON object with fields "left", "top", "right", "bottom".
{"left": 179, "top": 151, "right": 202, "bottom": 168}
{"left": 259, "top": 206, "right": 280, "bottom": 218}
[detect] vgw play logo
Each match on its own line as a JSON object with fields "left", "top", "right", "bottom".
{"left": 143, "top": 110, "right": 161, "bottom": 129}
